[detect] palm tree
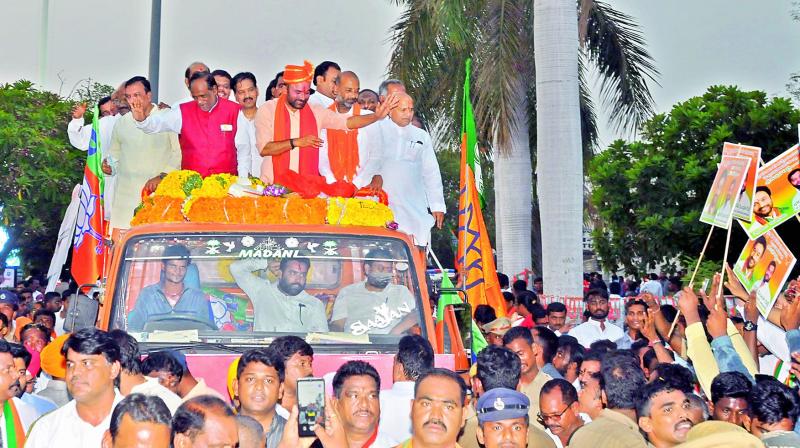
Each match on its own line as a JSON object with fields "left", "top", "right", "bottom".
{"left": 387, "top": 0, "right": 658, "bottom": 294}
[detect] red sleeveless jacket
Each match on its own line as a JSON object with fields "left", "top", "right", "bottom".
{"left": 179, "top": 97, "right": 240, "bottom": 177}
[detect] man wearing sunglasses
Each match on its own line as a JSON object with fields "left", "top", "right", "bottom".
{"left": 539, "top": 379, "right": 585, "bottom": 448}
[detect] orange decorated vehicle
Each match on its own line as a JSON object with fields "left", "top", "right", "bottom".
{"left": 95, "top": 220, "right": 469, "bottom": 397}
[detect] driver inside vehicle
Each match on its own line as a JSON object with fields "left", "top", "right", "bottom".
{"left": 127, "top": 244, "right": 214, "bottom": 331}
{"left": 330, "top": 248, "right": 418, "bottom": 335}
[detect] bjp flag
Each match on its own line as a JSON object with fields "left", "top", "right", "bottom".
{"left": 456, "top": 59, "right": 505, "bottom": 318}
{"left": 71, "top": 106, "right": 106, "bottom": 286}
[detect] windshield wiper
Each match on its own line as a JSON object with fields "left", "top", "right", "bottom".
{"left": 140, "top": 340, "right": 248, "bottom": 354}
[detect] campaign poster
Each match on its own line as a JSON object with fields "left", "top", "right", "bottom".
{"left": 722, "top": 142, "right": 762, "bottom": 222}
{"left": 739, "top": 144, "right": 800, "bottom": 238}
{"left": 732, "top": 230, "right": 796, "bottom": 317}
{"left": 700, "top": 155, "right": 751, "bottom": 228}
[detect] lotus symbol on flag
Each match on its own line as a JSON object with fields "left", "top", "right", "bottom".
{"left": 73, "top": 180, "right": 103, "bottom": 252}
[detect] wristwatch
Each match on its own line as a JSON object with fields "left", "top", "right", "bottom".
{"left": 743, "top": 320, "right": 757, "bottom": 332}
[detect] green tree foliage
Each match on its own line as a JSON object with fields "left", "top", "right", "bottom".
{"left": 0, "top": 80, "right": 84, "bottom": 270}
{"left": 589, "top": 85, "right": 800, "bottom": 273}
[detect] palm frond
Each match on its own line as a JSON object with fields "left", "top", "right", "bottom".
{"left": 579, "top": 54, "right": 599, "bottom": 159}
{"left": 472, "top": 0, "right": 530, "bottom": 149}
{"left": 584, "top": 0, "right": 660, "bottom": 133}
{"left": 386, "top": 0, "right": 479, "bottom": 146}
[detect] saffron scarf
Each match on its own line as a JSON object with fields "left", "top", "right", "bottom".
{"left": 325, "top": 103, "right": 361, "bottom": 183}
{"left": 4, "top": 399, "right": 26, "bottom": 448}
{"left": 273, "top": 93, "right": 321, "bottom": 179}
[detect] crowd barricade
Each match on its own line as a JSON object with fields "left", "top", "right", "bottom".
{"left": 537, "top": 294, "right": 680, "bottom": 325}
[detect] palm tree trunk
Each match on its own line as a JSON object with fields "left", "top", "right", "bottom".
{"left": 534, "top": 0, "right": 584, "bottom": 296}
{"left": 494, "top": 98, "right": 533, "bottom": 279}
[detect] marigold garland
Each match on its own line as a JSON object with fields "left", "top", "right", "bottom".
{"left": 153, "top": 170, "right": 203, "bottom": 199}
{"left": 326, "top": 198, "right": 395, "bottom": 227}
{"left": 133, "top": 172, "right": 393, "bottom": 227}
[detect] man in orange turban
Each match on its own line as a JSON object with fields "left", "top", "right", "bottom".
{"left": 254, "top": 60, "right": 399, "bottom": 198}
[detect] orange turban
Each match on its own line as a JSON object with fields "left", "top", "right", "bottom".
{"left": 227, "top": 357, "right": 240, "bottom": 400}
{"left": 283, "top": 60, "right": 314, "bottom": 84}
{"left": 41, "top": 333, "right": 70, "bottom": 379}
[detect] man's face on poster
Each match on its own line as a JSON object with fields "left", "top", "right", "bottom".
{"left": 747, "top": 243, "right": 765, "bottom": 269}
{"left": 753, "top": 190, "right": 773, "bottom": 217}
{"left": 764, "top": 264, "right": 776, "bottom": 282}
{"left": 789, "top": 170, "right": 800, "bottom": 189}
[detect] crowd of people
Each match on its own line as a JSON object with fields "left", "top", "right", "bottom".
{"left": 68, "top": 60, "right": 445, "bottom": 246}
{"left": 1, "top": 262, "right": 800, "bottom": 447}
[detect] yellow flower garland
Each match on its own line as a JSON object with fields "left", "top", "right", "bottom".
{"left": 326, "top": 198, "right": 394, "bottom": 227}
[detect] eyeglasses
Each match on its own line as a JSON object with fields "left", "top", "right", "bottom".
{"left": 537, "top": 401, "right": 575, "bottom": 425}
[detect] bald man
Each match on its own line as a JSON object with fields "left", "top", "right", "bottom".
{"left": 375, "top": 93, "right": 445, "bottom": 247}
{"left": 171, "top": 61, "right": 210, "bottom": 108}
{"left": 319, "top": 71, "right": 383, "bottom": 190}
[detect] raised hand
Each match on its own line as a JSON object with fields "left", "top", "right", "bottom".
{"left": 72, "top": 102, "right": 88, "bottom": 119}
{"left": 743, "top": 291, "right": 759, "bottom": 323}
{"left": 375, "top": 92, "right": 400, "bottom": 119}
{"left": 724, "top": 263, "right": 750, "bottom": 301}
{"left": 706, "top": 291, "right": 728, "bottom": 338}
{"left": 314, "top": 396, "right": 348, "bottom": 448}
{"left": 678, "top": 286, "right": 701, "bottom": 325}
{"left": 780, "top": 291, "right": 800, "bottom": 331}
{"left": 641, "top": 309, "right": 659, "bottom": 341}
{"left": 130, "top": 96, "right": 146, "bottom": 122}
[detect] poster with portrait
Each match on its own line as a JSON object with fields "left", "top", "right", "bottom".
{"left": 732, "top": 230, "right": 796, "bottom": 317}
{"left": 739, "top": 144, "right": 800, "bottom": 239}
{"left": 722, "top": 142, "right": 762, "bottom": 222}
{"left": 699, "top": 155, "right": 751, "bottom": 228}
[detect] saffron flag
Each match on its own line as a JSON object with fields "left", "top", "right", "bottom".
{"left": 457, "top": 60, "right": 506, "bottom": 318}
{"left": 71, "top": 107, "right": 106, "bottom": 286}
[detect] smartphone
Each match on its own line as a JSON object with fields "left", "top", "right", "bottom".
{"left": 297, "top": 377, "right": 325, "bottom": 437}
{"left": 701, "top": 278, "right": 710, "bottom": 295}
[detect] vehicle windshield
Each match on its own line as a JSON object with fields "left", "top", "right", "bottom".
{"left": 109, "top": 232, "right": 424, "bottom": 344}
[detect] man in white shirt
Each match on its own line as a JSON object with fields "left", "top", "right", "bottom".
{"left": 568, "top": 290, "right": 624, "bottom": 348}
{"left": 26, "top": 328, "right": 125, "bottom": 448}
{"left": 378, "top": 335, "right": 434, "bottom": 445}
{"left": 109, "top": 330, "right": 182, "bottom": 414}
{"left": 378, "top": 79, "right": 406, "bottom": 104}
{"left": 375, "top": 93, "right": 445, "bottom": 247}
{"left": 539, "top": 379, "right": 586, "bottom": 448}
{"left": 331, "top": 249, "right": 418, "bottom": 335}
{"left": 232, "top": 72, "right": 261, "bottom": 178}
{"left": 230, "top": 257, "right": 329, "bottom": 332}
{"left": 319, "top": 71, "right": 383, "bottom": 189}
{"left": 67, "top": 97, "right": 121, "bottom": 220}
{"left": 101, "top": 393, "right": 172, "bottom": 448}
{"left": 308, "top": 60, "right": 340, "bottom": 108}
{"left": 132, "top": 72, "right": 251, "bottom": 180}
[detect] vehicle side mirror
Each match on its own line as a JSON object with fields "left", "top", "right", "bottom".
{"left": 63, "top": 285, "right": 101, "bottom": 333}
{"left": 439, "top": 303, "right": 471, "bottom": 372}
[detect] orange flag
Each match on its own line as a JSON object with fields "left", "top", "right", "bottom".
{"left": 456, "top": 134, "right": 506, "bottom": 318}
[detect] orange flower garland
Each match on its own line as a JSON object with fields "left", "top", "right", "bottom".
{"left": 132, "top": 172, "right": 392, "bottom": 227}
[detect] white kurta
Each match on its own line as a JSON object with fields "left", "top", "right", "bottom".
{"left": 67, "top": 114, "right": 120, "bottom": 220}
{"left": 107, "top": 105, "right": 182, "bottom": 229}
{"left": 25, "top": 391, "right": 124, "bottom": 448}
{"left": 136, "top": 99, "right": 252, "bottom": 181}
{"left": 308, "top": 92, "right": 334, "bottom": 108}
{"left": 376, "top": 118, "right": 445, "bottom": 246}
{"left": 236, "top": 110, "right": 260, "bottom": 178}
{"left": 319, "top": 108, "right": 382, "bottom": 188}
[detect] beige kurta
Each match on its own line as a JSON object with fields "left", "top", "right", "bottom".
{"left": 107, "top": 106, "right": 181, "bottom": 229}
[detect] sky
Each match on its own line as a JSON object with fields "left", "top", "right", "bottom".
{"left": 0, "top": 0, "right": 403, "bottom": 104}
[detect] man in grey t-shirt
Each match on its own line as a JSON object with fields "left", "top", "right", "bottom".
{"left": 330, "top": 249, "right": 417, "bottom": 335}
